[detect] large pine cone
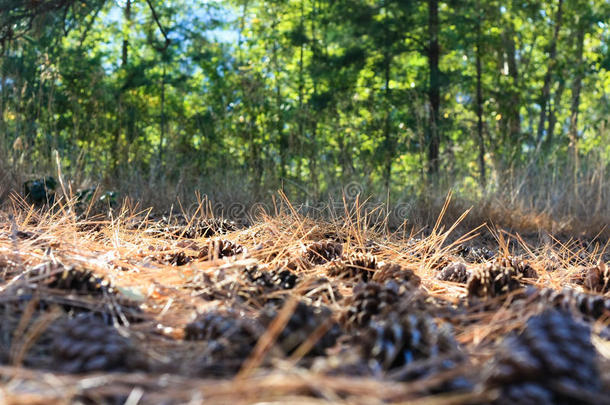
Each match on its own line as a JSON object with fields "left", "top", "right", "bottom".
{"left": 50, "top": 314, "right": 137, "bottom": 373}
{"left": 360, "top": 311, "right": 460, "bottom": 371}
{"left": 327, "top": 252, "right": 378, "bottom": 281}
{"left": 371, "top": 262, "right": 421, "bottom": 288}
{"left": 304, "top": 240, "right": 343, "bottom": 265}
{"left": 259, "top": 302, "right": 341, "bottom": 356}
{"left": 342, "top": 281, "right": 401, "bottom": 329}
{"left": 481, "top": 310, "right": 601, "bottom": 404}
{"left": 198, "top": 239, "right": 245, "bottom": 260}
{"left": 182, "top": 311, "right": 261, "bottom": 377}
{"left": 467, "top": 263, "right": 528, "bottom": 299}
{"left": 437, "top": 262, "right": 470, "bottom": 284}
{"left": 535, "top": 287, "right": 610, "bottom": 321}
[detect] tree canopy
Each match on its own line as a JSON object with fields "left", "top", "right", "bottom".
{"left": 1, "top": 0, "right": 609, "bottom": 203}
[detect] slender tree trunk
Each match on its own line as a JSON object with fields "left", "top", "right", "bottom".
{"left": 427, "top": 0, "right": 440, "bottom": 179}
{"left": 308, "top": 0, "right": 319, "bottom": 200}
{"left": 158, "top": 62, "right": 166, "bottom": 166}
{"left": 536, "top": 0, "right": 563, "bottom": 145}
{"left": 382, "top": 3, "right": 393, "bottom": 193}
{"left": 475, "top": 16, "right": 486, "bottom": 189}
{"left": 546, "top": 76, "right": 565, "bottom": 148}
{"left": 0, "top": 42, "right": 6, "bottom": 136}
{"left": 383, "top": 53, "right": 392, "bottom": 193}
{"left": 504, "top": 25, "right": 521, "bottom": 142}
{"left": 271, "top": 11, "right": 287, "bottom": 181}
{"left": 296, "top": 0, "right": 306, "bottom": 184}
{"left": 568, "top": 19, "right": 585, "bottom": 195}
{"left": 113, "top": 0, "right": 131, "bottom": 174}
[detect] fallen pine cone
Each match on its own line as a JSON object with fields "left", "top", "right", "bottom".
{"left": 437, "top": 262, "right": 470, "bottom": 284}
{"left": 480, "top": 310, "right": 601, "bottom": 404}
{"left": 304, "top": 240, "right": 343, "bottom": 265}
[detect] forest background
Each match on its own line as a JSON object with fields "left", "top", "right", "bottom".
{"left": 0, "top": 0, "right": 609, "bottom": 234}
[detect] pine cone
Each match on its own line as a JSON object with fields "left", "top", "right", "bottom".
{"left": 272, "top": 269, "right": 299, "bottom": 289}
{"left": 184, "top": 311, "right": 259, "bottom": 343}
{"left": 244, "top": 266, "right": 298, "bottom": 291}
{"left": 437, "top": 262, "right": 470, "bottom": 283}
{"left": 342, "top": 281, "right": 400, "bottom": 329}
{"left": 50, "top": 314, "right": 136, "bottom": 373}
{"left": 184, "top": 218, "right": 239, "bottom": 238}
{"left": 495, "top": 256, "right": 538, "bottom": 279}
{"left": 372, "top": 262, "right": 421, "bottom": 288}
{"left": 537, "top": 287, "right": 610, "bottom": 321}
{"left": 151, "top": 251, "right": 193, "bottom": 266}
{"left": 583, "top": 262, "right": 610, "bottom": 293}
{"left": 360, "top": 311, "right": 460, "bottom": 371}
{"left": 467, "top": 263, "right": 525, "bottom": 299}
{"left": 198, "top": 239, "right": 245, "bottom": 260}
{"left": 457, "top": 245, "right": 495, "bottom": 263}
{"left": 183, "top": 311, "right": 258, "bottom": 377}
{"left": 481, "top": 310, "right": 601, "bottom": 404}
{"left": 33, "top": 263, "right": 112, "bottom": 296}
{"left": 259, "top": 302, "right": 340, "bottom": 356}
{"left": 327, "top": 252, "right": 378, "bottom": 281}
{"left": 304, "top": 240, "right": 343, "bottom": 265}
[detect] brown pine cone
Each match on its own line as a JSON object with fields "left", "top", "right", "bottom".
{"left": 467, "top": 263, "right": 525, "bottom": 299}
{"left": 457, "top": 245, "right": 496, "bottom": 263}
{"left": 372, "top": 262, "right": 421, "bottom": 288}
{"left": 183, "top": 311, "right": 259, "bottom": 377}
{"left": 481, "top": 310, "right": 601, "bottom": 404}
{"left": 583, "top": 262, "right": 610, "bottom": 293}
{"left": 243, "top": 266, "right": 299, "bottom": 300}
{"left": 342, "top": 281, "right": 401, "bottom": 329}
{"left": 151, "top": 251, "right": 193, "bottom": 266}
{"left": 259, "top": 301, "right": 341, "bottom": 356}
{"left": 327, "top": 252, "right": 378, "bottom": 281}
{"left": 32, "top": 263, "right": 112, "bottom": 296}
{"left": 360, "top": 311, "right": 460, "bottom": 371}
{"left": 495, "top": 256, "right": 538, "bottom": 279}
{"left": 50, "top": 314, "right": 138, "bottom": 373}
{"left": 437, "top": 262, "right": 470, "bottom": 283}
{"left": 198, "top": 239, "right": 245, "bottom": 260}
{"left": 184, "top": 311, "right": 259, "bottom": 343}
{"left": 536, "top": 287, "right": 610, "bottom": 321}
{"left": 304, "top": 240, "right": 343, "bottom": 265}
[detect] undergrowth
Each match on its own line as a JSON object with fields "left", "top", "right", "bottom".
{"left": 0, "top": 193, "right": 609, "bottom": 404}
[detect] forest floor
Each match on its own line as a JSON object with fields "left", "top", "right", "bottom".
{"left": 1, "top": 195, "right": 610, "bottom": 404}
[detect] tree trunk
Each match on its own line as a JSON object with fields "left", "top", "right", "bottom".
{"left": 158, "top": 62, "right": 166, "bottom": 167}
{"left": 308, "top": 0, "right": 319, "bottom": 200}
{"left": 545, "top": 74, "right": 565, "bottom": 148}
{"left": 427, "top": 0, "right": 440, "bottom": 179}
{"left": 475, "top": 16, "right": 486, "bottom": 189}
{"left": 536, "top": 0, "right": 563, "bottom": 145}
{"left": 504, "top": 25, "right": 521, "bottom": 143}
{"left": 113, "top": 0, "right": 131, "bottom": 174}
{"left": 382, "top": 4, "right": 393, "bottom": 193}
{"left": 383, "top": 53, "right": 392, "bottom": 193}
{"left": 568, "top": 19, "right": 585, "bottom": 195}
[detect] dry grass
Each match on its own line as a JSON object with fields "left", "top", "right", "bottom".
{"left": 0, "top": 192, "right": 609, "bottom": 404}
